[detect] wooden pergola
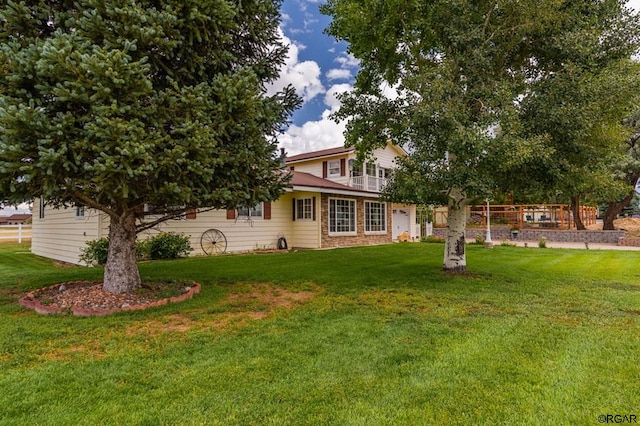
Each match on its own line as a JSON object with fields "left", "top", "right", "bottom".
{"left": 435, "top": 204, "right": 598, "bottom": 230}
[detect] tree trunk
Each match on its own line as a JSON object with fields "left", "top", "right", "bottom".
{"left": 103, "top": 212, "right": 141, "bottom": 294}
{"left": 443, "top": 188, "right": 468, "bottom": 272}
{"left": 603, "top": 190, "right": 635, "bottom": 230}
{"left": 570, "top": 195, "right": 586, "bottom": 230}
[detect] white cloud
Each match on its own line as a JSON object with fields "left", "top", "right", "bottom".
{"left": 267, "top": 29, "right": 324, "bottom": 103}
{"left": 279, "top": 116, "right": 347, "bottom": 156}
{"left": 280, "top": 13, "right": 291, "bottom": 27}
{"left": 326, "top": 68, "right": 351, "bottom": 81}
{"left": 334, "top": 53, "right": 359, "bottom": 68}
{"left": 324, "top": 83, "right": 352, "bottom": 111}
{"left": 279, "top": 83, "right": 353, "bottom": 155}
{"left": 380, "top": 82, "right": 400, "bottom": 100}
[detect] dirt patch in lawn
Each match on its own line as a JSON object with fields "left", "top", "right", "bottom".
{"left": 125, "top": 283, "right": 321, "bottom": 336}
{"left": 37, "top": 343, "right": 108, "bottom": 362}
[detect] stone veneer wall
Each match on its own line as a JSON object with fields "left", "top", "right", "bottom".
{"left": 320, "top": 193, "right": 393, "bottom": 248}
{"left": 432, "top": 226, "right": 625, "bottom": 244}
{"left": 618, "top": 236, "right": 640, "bottom": 247}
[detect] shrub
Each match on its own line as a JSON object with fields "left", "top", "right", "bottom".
{"left": 79, "top": 237, "right": 110, "bottom": 265}
{"left": 135, "top": 239, "right": 152, "bottom": 261}
{"left": 538, "top": 236, "right": 547, "bottom": 248}
{"left": 80, "top": 233, "right": 190, "bottom": 265}
{"left": 474, "top": 234, "right": 486, "bottom": 245}
{"left": 148, "top": 232, "right": 192, "bottom": 260}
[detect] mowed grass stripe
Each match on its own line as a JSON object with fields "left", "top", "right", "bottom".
{"left": 0, "top": 242, "right": 639, "bottom": 424}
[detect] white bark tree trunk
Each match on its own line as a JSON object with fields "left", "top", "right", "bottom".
{"left": 103, "top": 212, "right": 141, "bottom": 294}
{"left": 443, "top": 187, "right": 469, "bottom": 272}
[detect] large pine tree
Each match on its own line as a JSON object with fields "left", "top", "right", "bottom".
{"left": 0, "top": 1, "right": 300, "bottom": 293}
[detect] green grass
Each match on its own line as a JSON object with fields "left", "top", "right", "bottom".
{"left": 1, "top": 242, "right": 639, "bottom": 425}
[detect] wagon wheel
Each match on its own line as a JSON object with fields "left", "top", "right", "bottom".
{"left": 200, "top": 229, "right": 227, "bottom": 255}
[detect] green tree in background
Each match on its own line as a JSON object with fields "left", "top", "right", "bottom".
{"left": 516, "top": 58, "right": 640, "bottom": 230}
{"left": 322, "top": 0, "right": 639, "bottom": 271}
{"left": 601, "top": 110, "right": 640, "bottom": 230}
{"left": 0, "top": 1, "right": 300, "bottom": 293}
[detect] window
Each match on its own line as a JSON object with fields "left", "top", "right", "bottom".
{"left": 328, "top": 160, "right": 341, "bottom": 176}
{"left": 352, "top": 163, "right": 363, "bottom": 177}
{"left": 365, "top": 162, "right": 376, "bottom": 176}
{"left": 238, "top": 203, "right": 263, "bottom": 219}
{"left": 378, "top": 168, "right": 387, "bottom": 179}
{"left": 329, "top": 198, "right": 356, "bottom": 234}
{"left": 38, "top": 197, "right": 45, "bottom": 219}
{"left": 365, "top": 201, "right": 386, "bottom": 233}
{"left": 296, "top": 198, "right": 313, "bottom": 220}
{"left": 143, "top": 204, "right": 187, "bottom": 219}
{"left": 75, "top": 205, "right": 85, "bottom": 219}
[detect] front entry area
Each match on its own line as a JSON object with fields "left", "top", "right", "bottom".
{"left": 392, "top": 208, "right": 411, "bottom": 240}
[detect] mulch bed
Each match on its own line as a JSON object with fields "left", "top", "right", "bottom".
{"left": 19, "top": 281, "right": 201, "bottom": 317}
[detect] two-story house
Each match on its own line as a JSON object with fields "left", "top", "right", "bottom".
{"left": 31, "top": 142, "right": 417, "bottom": 265}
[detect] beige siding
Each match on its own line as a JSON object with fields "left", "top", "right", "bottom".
{"left": 291, "top": 157, "right": 350, "bottom": 186}
{"left": 136, "top": 192, "right": 320, "bottom": 253}
{"left": 32, "top": 195, "right": 322, "bottom": 265}
{"left": 31, "top": 203, "right": 101, "bottom": 265}
{"left": 290, "top": 158, "right": 324, "bottom": 176}
{"left": 371, "top": 145, "right": 401, "bottom": 170}
{"left": 290, "top": 191, "right": 321, "bottom": 249}
{"left": 134, "top": 197, "right": 295, "bottom": 255}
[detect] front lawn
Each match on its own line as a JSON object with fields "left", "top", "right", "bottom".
{"left": 1, "top": 242, "right": 639, "bottom": 424}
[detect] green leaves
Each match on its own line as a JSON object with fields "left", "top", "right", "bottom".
{"left": 0, "top": 0, "right": 299, "bottom": 222}
{"left": 323, "top": 0, "right": 640, "bottom": 206}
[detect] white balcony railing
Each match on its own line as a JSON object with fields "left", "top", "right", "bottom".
{"left": 351, "top": 175, "right": 387, "bottom": 192}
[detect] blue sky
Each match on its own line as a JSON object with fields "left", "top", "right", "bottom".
{"left": 275, "top": 0, "right": 640, "bottom": 156}
{"left": 273, "top": 0, "right": 358, "bottom": 155}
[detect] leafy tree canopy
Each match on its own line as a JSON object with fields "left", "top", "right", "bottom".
{"left": 321, "top": 0, "right": 640, "bottom": 269}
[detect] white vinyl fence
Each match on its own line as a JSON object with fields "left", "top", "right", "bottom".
{"left": 0, "top": 224, "right": 32, "bottom": 243}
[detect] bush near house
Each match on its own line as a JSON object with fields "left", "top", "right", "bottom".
{"left": 80, "top": 233, "right": 191, "bottom": 265}
{"left": 148, "top": 232, "right": 192, "bottom": 260}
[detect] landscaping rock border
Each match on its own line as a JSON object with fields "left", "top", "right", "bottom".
{"left": 19, "top": 281, "right": 201, "bottom": 317}
{"left": 432, "top": 227, "right": 626, "bottom": 244}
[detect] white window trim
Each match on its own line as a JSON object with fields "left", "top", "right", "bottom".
{"left": 364, "top": 201, "right": 387, "bottom": 235}
{"left": 365, "top": 162, "right": 377, "bottom": 177}
{"left": 328, "top": 160, "right": 341, "bottom": 177}
{"left": 238, "top": 202, "right": 264, "bottom": 220}
{"left": 328, "top": 197, "right": 357, "bottom": 236}
{"left": 296, "top": 198, "right": 313, "bottom": 221}
{"left": 75, "top": 205, "right": 85, "bottom": 219}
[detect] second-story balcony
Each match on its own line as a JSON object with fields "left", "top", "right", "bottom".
{"left": 351, "top": 175, "right": 387, "bottom": 192}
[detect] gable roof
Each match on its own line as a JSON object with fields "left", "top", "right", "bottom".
{"left": 289, "top": 171, "right": 379, "bottom": 198}
{"left": 285, "top": 141, "right": 408, "bottom": 164}
{"left": 285, "top": 146, "right": 355, "bottom": 163}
